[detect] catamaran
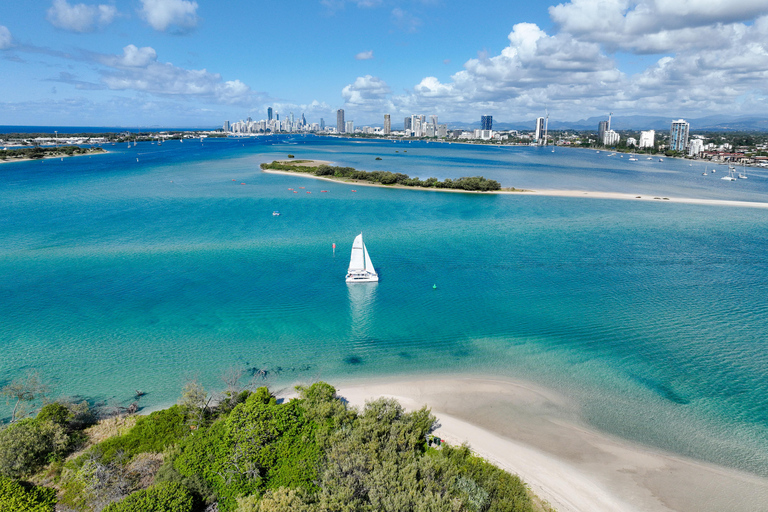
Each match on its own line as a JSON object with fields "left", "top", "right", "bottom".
{"left": 346, "top": 233, "right": 378, "bottom": 283}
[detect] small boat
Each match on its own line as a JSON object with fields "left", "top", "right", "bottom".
{"left": 647, "top": 157, "right": 652, "bottom": 160}
{"left": 702, "top": 166, "right": 708, "bottom": 176}
{"left": 629, "top": 157, "right": 638, "bottom": 161}
{"left": 321, "top": 190, "right": 328, "bottom": 193}
{"left": 346, "top": 233, "right": 378, "bottom": 283}
{"left": 658, "top": 158, "right": 664, "bottom": 162}
{"left": 272, "top": 211, "right": 281, "bottom": 216}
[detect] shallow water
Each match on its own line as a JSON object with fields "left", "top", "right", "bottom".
{"left": 1, "top": 135, "right": 767, "bottom": 475}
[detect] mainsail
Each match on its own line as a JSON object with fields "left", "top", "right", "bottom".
{"left": 348, "top": 234, "right": 366, "bottom": 272}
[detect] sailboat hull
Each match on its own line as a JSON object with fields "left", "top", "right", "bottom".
{"left": 345, "top": 272, "right": 379, "bottom": 283}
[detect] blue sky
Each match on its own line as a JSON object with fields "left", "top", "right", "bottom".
{"left": 1, "top": 0, "right": 768, "bottom": 127}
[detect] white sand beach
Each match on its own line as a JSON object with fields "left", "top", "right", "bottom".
{"left": 328, "top": 376, "right": 768, "bottom": 512}
{"left": 261, "top": 162, "right": 768, "bottom": 209}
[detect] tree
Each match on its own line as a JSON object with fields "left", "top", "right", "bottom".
{"left": 179, "top": 379, "right": 210, "bottom": 428}
{"left": 2, "top": 371, "right": 49, "bottom": 423}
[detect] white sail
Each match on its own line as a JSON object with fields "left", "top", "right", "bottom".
{"left": 348, "top": 234, "right": 365, "bottom": 272}
{"left": 363, "top": 243, "right": 375, "bottom": 274}
{"left": 346, "top": 233, "right": 379, "bottom": 283}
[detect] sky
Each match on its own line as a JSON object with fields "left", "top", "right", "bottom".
{"left": 1, "top": 0, "right": 768, "bottom": 127}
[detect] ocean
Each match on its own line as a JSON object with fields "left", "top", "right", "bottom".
{"left": 1, "top": 134, "right": 767, "bottom": 476}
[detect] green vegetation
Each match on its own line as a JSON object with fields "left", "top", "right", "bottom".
{"left": 1, "top": 381, "right": 539, "bottom": 512}
{"left": 261, "top": 161, "right": 501, "bottom": 191}
{"left": 0, "top": 146, "right": 104, "bottom": 161}
{"left": 0, "top": 475, "right": 57, "bottom": 512}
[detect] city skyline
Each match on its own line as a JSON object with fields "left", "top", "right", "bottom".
{"left": 1, "top": 0, "right": 768, "bottom": 127}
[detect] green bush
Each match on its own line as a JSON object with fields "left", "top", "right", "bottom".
{"left": 95, "top": 405, "right": 189, "bottom": 463}
{"left": 0, "top": 476, "right": 57, "bottom": 512}
{"left": 102, "top": 482, "right": 194, "bottom": 512}
{"left": 0, "top": 419, "right": 69, "bottom": 478}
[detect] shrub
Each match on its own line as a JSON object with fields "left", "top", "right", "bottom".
{"left": 102, "top": 481, "right": 194, "bottom": 512}
{"left": 0, "top": 476, "right": 57, "bottom": 512}
{"left": 0, "top": 419, "right": 69, "bottom": 478}
{"left": 95, "top": 405, "right": 189, "bottom": 463}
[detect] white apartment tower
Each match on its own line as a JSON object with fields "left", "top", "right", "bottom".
{"left": 534, "top": 117, "right": 545, "bottom": 143}
{"left": 670, "top": 119, "right": 689, "bottom": 152}
{"left": 639, "top": 130, "right": 655, "bottom": 149}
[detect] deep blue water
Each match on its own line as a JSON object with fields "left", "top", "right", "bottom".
{"left": 1, "top": 135, "right": 767, "bottom": 476}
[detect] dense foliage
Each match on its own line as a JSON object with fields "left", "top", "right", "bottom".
{"left": 0, "top": 475, "right": 57, "bottom": 512}
{"left": 1, "top": 382, "right": 538, "bottom": 512}
{"left": 0, "top": 146, "right": 103, "bottom": 160}
{"left": 261, "top": 161, "right": 502, "bottom": 191}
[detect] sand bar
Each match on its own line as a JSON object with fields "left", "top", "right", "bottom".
{"left": 325, "top": 376, "right": 768, "bottom": 512}
{"left": 261, "top": 162, "right": 768, "bottom": 209}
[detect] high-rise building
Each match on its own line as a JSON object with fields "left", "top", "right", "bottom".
{"left": 603, "top": 129, "right": 620, "bottom": 146}
{"left": 437, "top": 124, "right": 447, "bottom": 138}
{"left": 384, "top": 114, "right": 391, "bottom": 135}
{"left": 688, "top": 138, "right": 704, "bottom": 156}
{"left": 639, "top": 130, "right": 655, "bottom": 148}
{"left": 346, "top": 120, "right": 354, "bottom": 133}
{"left": 481, "top": 115, "right": 493, "bottom": 131}
{"left": 404, "top": 117, "right": 412, "bottom": 134}
{"left": 670, "top": 119, "right": 689, "bottom": 152}
{"left": 223, "top": 120, "right": 230, "bottom": 132}
{"left": 337, "top": 109, "right": 345, "bottom": 133}
{"left": 413, "top": 116, "right": 422, "bottom": 137}
{"left": 276, "top": 112, "right": 279, "bottom": 121}
{"left": 535, "top": 117, "right": 545, "bottom": 142}
{"left": 301, "top": 113, "right": 306, "bottom": 127}
{"left": 267, "top": 107, "right": 273, "bottom": 121}
{"left": 430, "top": 115, "right": 438, "bottom": 128}
{"left": 320, "top": 118, "right": 325, "bottom": 130}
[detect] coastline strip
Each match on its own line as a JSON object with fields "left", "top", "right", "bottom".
{"left": 261, "top": 160, "right": 768, "bottom": 208}
{"left": 329, "top": 376, "right": 768, "bottom": 512}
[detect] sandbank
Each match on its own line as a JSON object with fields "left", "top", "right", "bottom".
{"left": 322, "top": 376, "right": 768, "bottom": 512}
{"left": 0, "top": 149, "right": 108, "bottom": 165}
{"left": 262, "top": 163, "right": 768, "bottom": 208}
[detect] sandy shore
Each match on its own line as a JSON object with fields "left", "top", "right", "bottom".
{"left": 0, "top": 149, "right": 107, "bottom": 165}
{"left": 261, "top": 163, "right": 768, "bottom": 209}
{"left": 318, "top": 376, "right": 768, "bottom": 512}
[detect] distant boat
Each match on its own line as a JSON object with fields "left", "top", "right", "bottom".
{"left": 272, "top": 211, "right": 281, "bottom": 216}
{"left": 658, "top": 158, "right": 664, "bottom": 162}
{"left": 738, "top": 163, "right": 748, "bottom": 179}
{"left": 721, "top": 166, "right": 736, "bottom": 181}
{"left": 346, "top": 233, "right": 378, "bottom": 283}
{"left": 628, "top": 156, "right": 638, "bottom": 161}
{"left": 702, "top": 165, "right": 708, "bottom": 176}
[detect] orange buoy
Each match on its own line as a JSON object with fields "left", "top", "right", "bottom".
{"left": 307, "top": 191, "right": 311, "bottom": 194}
{"left": 299, "top": 187, "right": 305, "bottom": 189}
{"left": 352, "top": 190, "right": 357, "bottom": 192}
{"left": 293, "top": 191, "right": 298, "bottom": 193}
{"left": 241, "top": 183, "right": 246, "bottom": 185}
{"left": 232, "top": 179, "right": 236, "bottom": 181}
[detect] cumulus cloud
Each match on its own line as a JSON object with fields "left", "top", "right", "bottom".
{"left": 355, "top": 50, "right": 374, "bottom": 60}
{"left": 140, "top": 0, "right": 199, "bottom": 32}
{"left": 46, "top": 0, "right": 117, "bottom": 33}
{"left": 98, "top": 44, "right": 257, "bottom": 106}
{"left": 549, "top": 0, "right": 768, "bottom": 53}
{"left": 0, "top": 25, "right": 11, "bottom": 50}
{"left": 342, "top": 75, "right": 392, "bottom": 110}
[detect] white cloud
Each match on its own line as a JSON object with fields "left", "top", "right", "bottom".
{"left": 549, "top": 0, "right": 768, "bottom": 53}
{"left": 140, "top": 0, "right": 199, "bottom": 32}
{"left": 355, "top": 50, "right": 374, "bottom": 60}
{"left": 99, "top": 45, "right": 257, "bottom": 106}
{"left": 342, "top": 75, "right": 392, "bottom": 110}
{"left": 0, "top": 25, "right": 11, "bottom": 50}
{"left": 46, "top": 0, "right": 117, "bottom": 33}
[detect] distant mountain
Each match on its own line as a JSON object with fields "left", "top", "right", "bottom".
{"left": 442, "top": 115, "right": 768, "bottom": 132}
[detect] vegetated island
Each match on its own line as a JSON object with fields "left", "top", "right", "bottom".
{"left": 261, "top": 160, "right": 508, "bottom": 192}
{"left": 0, "top": 380, "right": 549, "bottom": 512}
{"left": 0, "top": 146, "right": 106, "bottom": 164}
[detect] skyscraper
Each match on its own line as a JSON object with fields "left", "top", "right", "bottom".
{"left": 337, "top": 109, "right": 345, "bottom": 133}
{"left": 670, "top": 119, "right": 689, "bottom": 152}
{"left": 267, "top": 107, "right": 273, "bottom": 121}
{"left": 223, "top": 120, "right": 230, "bottom": 132}
{"left": 345, "top": 120, "right": 354, "bottom": 134}
{"left": 639, "top": 130, "right": 655, "bottom": 149}
{"left": 320, "top": 118, "right": 325, "bottom": 130}
{"left": 535, "top": 117, "right": 545, "bottom": 142}
{"left": 481, "top": 115, "right": 493, "bottom": 131}
{"left": 430, "top": 115, "right": 438, "bottom": 128}
{"left": 384, "top": 114, "right": 391, "bottom": 135}
{"left": 404, "top": 116, "right": 412, "bottom": 134}
{"left": 301, "top": 113, "right": 306, "bottom": 127}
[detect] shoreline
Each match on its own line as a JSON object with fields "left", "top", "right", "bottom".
{"left": 0, "top": 148, "right": 108, "bottom": 165}
{"left": 319, "top": 375, "right": 768, "bottom": 512}
{"left": 261, "top": 161, "right": 768, "bottom": 209}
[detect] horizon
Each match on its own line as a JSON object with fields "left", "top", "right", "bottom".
{"left": 1, "top": 0, "right": 768, "bottom": 128}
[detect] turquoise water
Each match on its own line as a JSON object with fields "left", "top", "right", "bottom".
{"left": 2, "top": 136, "right": 768, "bottom": 476}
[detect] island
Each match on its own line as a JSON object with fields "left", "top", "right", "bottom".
{"left": 260, "top": 160, "right": 503, "bottom": 192}
{"left": 0, "top": 145, "right": 106, "bottom": 164}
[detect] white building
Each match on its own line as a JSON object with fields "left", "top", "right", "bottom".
{"left": 688, "top": 138, "right": 704, "bottom": 156}
{"left": 639, "top": 130, "right": 655, "bottom": 149}
{"left": 627, "top": 137, "right": 637, "bottom": 147}
{"left": 345, "top": 121, "right": 354, "bottom": 134}
{"left": 603, "top": 130, "right": 620, "bottom": 146}
{"left": 437, "top": 124, "right": 447, "bottom": 138}
{"left": 670, "top": 119, "right": 689, "bottom": 152}
{"left": 534, "top": 117, "right": 545, "bottom": 143}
